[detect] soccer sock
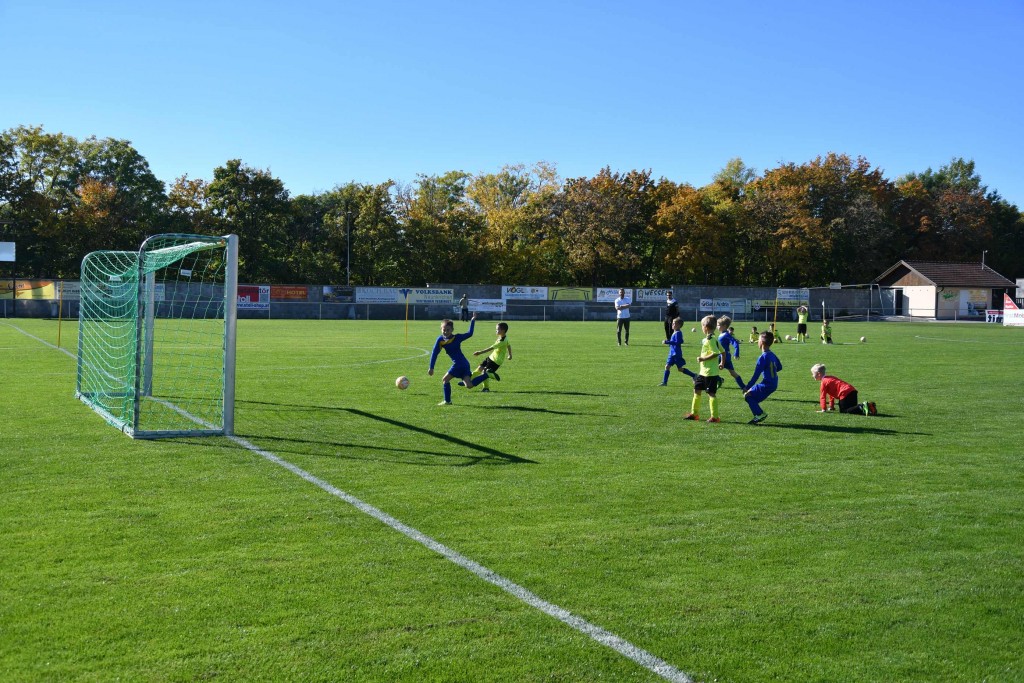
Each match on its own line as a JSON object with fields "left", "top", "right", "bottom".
{"left": 684, "top": 368, "right": 696, "bottom": 378}
{"left": 691, "top": 395, "right": 700, "bottom": 416}
{"left": 443, "top": 382, "right": 452, "bottom": 402}
{"left": 470, "top": 374, "right": 487, "bottom": 387}
{"left": 663, "top": 369, "right": 671, "bottom": 384}
{"left": 735, "top": 375, "right": 745, "bottom": 389}
{"left": 709, "top": 395, "right": 718, "bottom": 419}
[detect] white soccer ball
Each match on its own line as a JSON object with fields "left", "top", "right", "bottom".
{"left": 860, "top": 336, "right": 866, "bottom": 343}
{"left": 785, "top": 334, "right": 792, "bottom": 341}
{"left": 395, "top": 375, "right": 410, "bottom": 390}
{"left": 691, "top": 327, "right": 696, "bottom": 333}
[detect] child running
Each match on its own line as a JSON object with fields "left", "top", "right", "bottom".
{"left": 743, "top": 330, "right": 783, "bottom": 424}
{"left": 465, "top": 322, "right": 512, "bottom": 392}
{"left": 428, "top": 313, "right": 482, "bottom": 405}
{"left": 660, "top": 317, "right": 696, "bottom": 385}
{"left": 683, "top": 315, "right": 726, "bottom": 423}
{"left": 717, "top": 315, "right": 745, "bottom": 390}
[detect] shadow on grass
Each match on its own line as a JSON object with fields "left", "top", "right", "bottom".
{"left": 234, "top": 400, "right": 536, "bottom": 465}
{"left": 754, "top": 420, "right": 925, "bottom": 436}
{"left": 470, "top": 404, "right": 579, "bottom": 416}
{"left": 503, "top": 390, "right": 609, "bottom": 397}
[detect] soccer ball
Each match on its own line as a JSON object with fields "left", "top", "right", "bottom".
{"left": 785, "top": 335, "right": 792, "bottom": 341}
{"left": 395, "top": 375, "right": 410, "bottom": 390}
{"left": 691, "top": 327, "right": 696, "bottom": 333}
{"left": 860, "top": 336, "right": 866, "bottom": 343}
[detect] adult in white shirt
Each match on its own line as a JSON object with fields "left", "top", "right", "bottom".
{"left": 614, "top": 288, "right": 631, "bottom": 346}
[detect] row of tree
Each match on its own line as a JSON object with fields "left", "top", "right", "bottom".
{"left": 2, "top": 125, "right": 1021, "bottom": 286}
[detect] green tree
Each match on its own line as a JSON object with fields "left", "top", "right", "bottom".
{"left": 557, "top": 167, "right": 656, "bottom": 286}
{"left": 207, "top": 160, "right": 292, "bottom": 283}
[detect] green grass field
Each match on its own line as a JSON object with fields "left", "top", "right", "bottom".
{"left": 2, "top": 317, "right": 1023, "bottom": 682}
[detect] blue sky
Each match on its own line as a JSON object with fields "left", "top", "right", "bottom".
{"left": 3, "top": 0, "right": 1022, "bottom": 207}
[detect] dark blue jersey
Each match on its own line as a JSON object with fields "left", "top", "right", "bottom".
{"left": 429, "top": 318, "right": 475, "bottom": 371}
{"left": 665, "top": 329, "right": 684, "bottom": 362}
{"left": 718, "top": 330, "right": 741, "bottom": 359}
{"left": 744, "top": 350, "right": 782, "bottom": 391}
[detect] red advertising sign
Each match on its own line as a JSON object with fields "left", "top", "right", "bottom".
{"left": 271, "top": 285, "right": 308, "bottom": 301}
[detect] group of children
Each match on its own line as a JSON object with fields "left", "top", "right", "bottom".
{"left": 425, "top": 311, "right": 873, "bottom": 419}
{"left": 666, "top": 315, "right": 781, "bottom": 425}
{"left": 664, "top": 313, "right": 874, "bottom": 424}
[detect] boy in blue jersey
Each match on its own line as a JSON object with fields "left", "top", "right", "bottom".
{"left": 717, "top": 315, "right": 745, "bottom": 390}
{"left": 659, "top": 317, "right": 696, "bottom": 385}
{"left": 743, "top": 330, "right": 783, "bottom": 424}
{"left": 428, "top": 313, "right": 481, "bottom": 405}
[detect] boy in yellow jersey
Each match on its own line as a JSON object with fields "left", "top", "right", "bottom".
{"left": 462, "top": 322, "right": 512, "bottom": 392}
{"left": 796, "top": 305, "right": 809, "bottom": 342}
{"left": 683, "top": 315, "right": 726, "bottom": 423}
{"left": 821, "top": 319, "right": 833, "bottom": 344}
{"left": 749, "top": 326, "right": 759, "bottom": 343}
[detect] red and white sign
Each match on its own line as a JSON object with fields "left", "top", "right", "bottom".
{"left": 238, "top": 285, "right": 270, "bottom": 310}
{"left": 1003, "top": 294, "right": 1024, "bottom": 327}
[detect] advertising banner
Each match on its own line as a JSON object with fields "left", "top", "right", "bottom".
{"left": 986, "top": 310, "right": 1003, "bottom": 323}
{"left": 637, "top": 288, "right": 671, "bottom": 301}
{"left": 699, "top": 298, "right": 738, "bottom": 312}
{"left": 549, "top": 287, "right": 592, "bottom": 301}
{"left": 596, "top": 287, "right": 631, "bottom": 303}
{"left": 322, "top": 285, "right": 353, "bottom": 302}
{"left": 238, "top": 284, "right": 270, "bottom": 310}
{"left": 271, "top": 285, "right": 308, "bottom": 301}
{"left": 356, "top": 287, "right": 401, "bottom": 303}
{"left": 503, "top": 285, "right": 548, "bottom": 300}
{"left": 471, "top": 298, "right": 506, "bottom": 313}
{"left": 776, "top": 288, "right": 810, "bottom": 303}
{"left": 402, "top": 288, "right": 455, "bottom": 304}
{"left": 1004, "top": 294, "right": 1024, "bottom": 327}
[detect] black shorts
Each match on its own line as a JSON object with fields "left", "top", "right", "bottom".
{"left": 693, "top": 375, "right": 718, "bottom": 395}
{"left": 797, "top": 323, "right": 807, "bottom": 334}
{"left": 478, "top": 358, "right": 501, "bottom": 373}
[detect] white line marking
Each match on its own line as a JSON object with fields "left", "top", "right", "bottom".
{"left": 6, "top": 320, "right": 695, "bottom": 682}
{"left": 1, "top": 322, "right": 76, "bottom": 358}
{"left": 228, "top": 433, "right": 694, "bottom": 683}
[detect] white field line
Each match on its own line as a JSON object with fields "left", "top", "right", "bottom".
{"left": 914, "top": 335, "right": 1024, "bottom": 344}
{"left": 6, "top": 320, "right": 694, "bottom": 682}
{"left": 229, "top": 433, "right": 694, "bottom": 683}
{"left": 2, "top": 322, "right": 76, "bottom": 359}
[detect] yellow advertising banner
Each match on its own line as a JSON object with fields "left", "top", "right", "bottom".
{"left": 0, "top": 280, "right": 56, "bottom": 300}
{"left": 549, "top": 287, "right": 592, "bottom": 301}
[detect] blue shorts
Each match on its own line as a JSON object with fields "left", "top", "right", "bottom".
{"left": 447, "top": 359, "right": 472, "bottom": 378}
{"left": 745, "top": 383, "right": 777, "bottom": 403}
{"left": 667, "top": 356, "right": 687, "bottom": 369}
{"left": 721, "top": 355, "right": 735, "bottom": 371}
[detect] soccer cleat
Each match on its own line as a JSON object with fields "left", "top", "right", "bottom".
{"left": 682, "top": 413, "right": 699, "bottom": 421}
{"left": 867, "top": 401, "right": 877, "bottom": 416}
{"left": 480, "top": 388, "right": 490, "bottom": 393}
{"left": 749, "top": 413, "right": 767, "bottom": 424}
{"left": 706, "top": 417, "right": 721, "bottom": 423}
{"left": 658, "top": 382, "right": 667, "bottom": 386}
{"left": 491, "top": 371, "right": 500, "bottom": 381}
{"left": 457, "top": 381, "right": 466, "bottom": 387}
{"left": 437, "top": 400, "right": 452, "bottom": 406}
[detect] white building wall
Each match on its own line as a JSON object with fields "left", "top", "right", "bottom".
{"left": 903, "top": 286, "right": 935, "bottom": 317}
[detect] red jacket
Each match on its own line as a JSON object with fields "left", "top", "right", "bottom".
{"left": 820, "top": 375, "right": 856, "bottom": 410}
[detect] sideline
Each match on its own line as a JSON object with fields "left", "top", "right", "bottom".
{"left": 3, "top": 319, "right": 694, "bottom": 683}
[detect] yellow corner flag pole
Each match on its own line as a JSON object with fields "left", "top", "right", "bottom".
{"left": 56, "top": 280, "right": 64, "bottom": 349}
{"left": 772, "top": 290, "right": 779, "bottom": 330}
{"left": 405, "top": 299, "right": 410, "bottom": 346}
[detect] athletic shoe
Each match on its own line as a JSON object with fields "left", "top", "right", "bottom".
{"left": 706, "top": 417, "right": 721, "bottom": 423}
{"left": 658, "top": 382, "right": 668, "bottom": 386}
{"left": 491, "top": 371, "right": 500, "bottom": 381}
{"left": 682, "top": 413, "right": 699, "bottom": 421}
{"left": 867, "top": 401, "right": 877, "bottom": 416}
{"left": 717, "top": 376, "right": 725, "bottom": 389}
{"left": 480, "top": 388, "right": 490, "bottom": 393}
{"left": 457, "top": 381, "right": 466, "bottom": 387}
{"left": 437, "top": 401, "right": 452, "bottom": 406}
{"left": 749, "top": 413, "right": 767, "bottom": 424}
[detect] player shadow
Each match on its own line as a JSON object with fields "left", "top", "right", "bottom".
{"left": 235, "top": 400, "right": 535, "bottom": 465}
{"left": 504, "top": 390, "right": 609, "bottom": 397}
{"left": 470, "top": 404, "right": 580, "bottom": 416}
{"left": 753, "top": 421, "right": 924, "bottom": 436}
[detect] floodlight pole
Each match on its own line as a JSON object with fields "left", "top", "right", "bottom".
{"left": 346, "top": 209, "right": 352, "bottom": 286}
{"left": 982, "top": 250, "right": 988, "bottom": 269}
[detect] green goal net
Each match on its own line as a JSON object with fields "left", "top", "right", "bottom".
{"left": 76, "top": 233, "right": 238, "bottom": 439}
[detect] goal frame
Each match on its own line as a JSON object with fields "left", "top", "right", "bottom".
{"left": 76, "top": 233, "right": 238, "bottom": 439}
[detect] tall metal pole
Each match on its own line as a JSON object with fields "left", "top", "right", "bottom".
{"left": 346, "top": 209, "right": 352, "bottom": 286}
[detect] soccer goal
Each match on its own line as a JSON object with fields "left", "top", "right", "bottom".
{"left": 76, "top": 234, "right": 238, "bottom": 439}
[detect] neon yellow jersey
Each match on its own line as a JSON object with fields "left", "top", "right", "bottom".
{"left": 488, "top": 337, "right": 509, "bottom": 365}
{"left": 698, "top": 335, "right": 724, "bottom": 376}
{"left": 798, "top": 309, "right": 809, "bottom": 324}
